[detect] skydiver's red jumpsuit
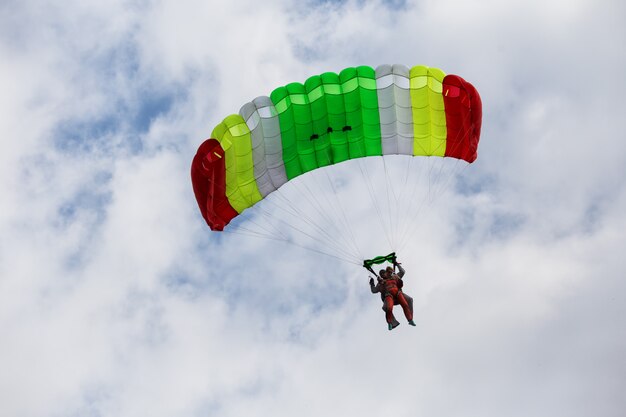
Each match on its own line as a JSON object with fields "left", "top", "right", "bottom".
{"left": 370, "top": 266, "right": 413, "bottom": 327}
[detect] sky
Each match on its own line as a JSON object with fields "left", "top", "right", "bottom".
{"left": 1, "top": 0, "right": 625, "bottom": 416}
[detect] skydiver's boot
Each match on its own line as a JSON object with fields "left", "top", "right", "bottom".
{"left": 408, "top": 320, "right": 416, "bottom": 326}
{"left": 388, "top": 319, "right": 400, "bottom": 331}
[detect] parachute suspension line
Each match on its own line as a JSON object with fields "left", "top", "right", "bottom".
{"left": 417, "top": 113, "right": 471, "bottom": 211}
{"left": 311, "top": 167, "right": 366, "bottom": 261}
{"left": 227, "top": 207, "right": 300, "bottom": 244}
{"left": 248, "top": 168, "right": 362, "bottom": 264}
{"left": 291, "top": 176, "right": 337, "bottom": 228}
{"left": 428, "top": 110, "right": 475, "bottom": 199}
{"left": 228, "top": 179, "right": 359, "bottom": 262}
{"left": 256, "top": 190, "right": 359, "bottom": 262}
{"left": 325, "top": 165, "right": 366, "bottom": 261}
{"left": 230, "top": 177, "right": 297, "bottom": 242}
{"left": 397, "top": 156, "right": 446, "bottom": 253}
{"left": 221, "top": 227, "right": 361, "bottom": 266}
{"left": 280, "top": 171, "right": 353, "bottom": 257}
{"left": 398, "top": 160, "right": 440, "bottom": 253}
{"left": 380, "top": 156, "right": 398, "bottom": 250}
{"left": 284, "top": 177, "right": 358, "bottom": 259}
{"left": 356, "top": 158, "right": 394, "bottom": 251}
{"left": 397, "top": 110, "right": 476, "bottom": 252}
{"left": 201, "top": 160, "right": 360, "bottom": 264}
{"left": 228, "top": 205, "right": 293, "bottom": 244}
{"left": 381, "top": 155, "right": 410, "bottom": 251}
{"left": 279, "top": 236, "right": 363, "bottom": 266}
{"left": 397, "top": 163, "right": 467, "bottom": 254}
{"left": 256, "top": 205, "right": 359, "bottom": 262}
{"left": 431, "top": 157, "right": 464, "bottom": 200}
{"left": 270, "top": 190, "right": 350, "bottom": 257}
{"left": 291, "top": 172, "right": 362, "bottom": 260}
{"left": 322, "top": 166, "right": 365, "bottom": 261}
{"left": 240, "top": 213, "right": 288, "bottom": 241}
{"left": 307, "top": 166, "right": 363, "bottom": 260}
{"left": 427, "top": 157, "right": 438, "bottom": 203}
{"left": 391, "top": 155, "right": 416, "bottom": 251}
{"left": 398, "top": 156, "right": 442, "bottom": 252}
{"left": 395, "top": 155, "right": 428, "bottom": 251}
{"left": 267, "top": 184, "right": 348, "bottom": 252}
{"left": 398, "top": 161, "right": 467, "bottom": 254}
{"left": 227, "top": 224, "right": 282, "bottom": 241}
{"left": 402, "top": 154, "right": 413, "bottom": 187}
{"left": 355, "top": 159, "right": 384, "bottom": 232}
{"left": 403, "top": 157, "right": 421, "bottom": 231}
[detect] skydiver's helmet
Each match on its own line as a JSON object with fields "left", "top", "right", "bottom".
{"left": 379, "top": 269, "right": 387, "bottom": 278}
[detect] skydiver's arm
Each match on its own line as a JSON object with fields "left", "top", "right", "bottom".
{"left": 395, "top": 263, "right": 405, "bottom": 278}
{"left": 370, "top": 279, "right": 381, "bottom": 294}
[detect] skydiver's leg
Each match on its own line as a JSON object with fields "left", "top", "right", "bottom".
{"left": 396, "top": 292, "right": 413, "bottom": 322}
{"left": 383, "top": 296, "right": 400, "bottom": 329}
{"left": 402, "top": 293, "right": 414, "bottom": 315}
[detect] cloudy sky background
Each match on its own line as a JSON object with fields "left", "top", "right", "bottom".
{"left": 1, "top": 0, "right": 625, "bottom": 416}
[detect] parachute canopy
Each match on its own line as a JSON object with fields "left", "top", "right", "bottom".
{"left": 191, "top": 64, "right": 482, "bottom": 231}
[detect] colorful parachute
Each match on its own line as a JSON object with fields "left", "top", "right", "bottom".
{"left": 191, "top": 64, "right": 482, "bottom": 231}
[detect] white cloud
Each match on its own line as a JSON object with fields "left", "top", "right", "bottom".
{"left": 1, "top": 0, "right": 625, "bottom": 416}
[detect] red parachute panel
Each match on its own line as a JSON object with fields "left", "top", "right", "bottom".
{"left": 190, "top": 139, "right": 238, "bottom": 231}
{"left": 442, "top": 75, "right": 482, "bottom": 163}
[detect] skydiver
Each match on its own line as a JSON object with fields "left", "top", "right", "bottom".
{"left": 369, "top": 260, "right": 415, "bottom": 330}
